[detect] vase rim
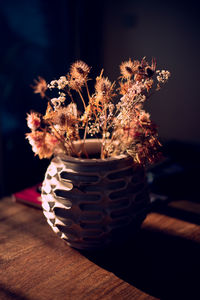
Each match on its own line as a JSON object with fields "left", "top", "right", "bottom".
{"left": 55, "top": 138, "right": 132, "bottom": 164}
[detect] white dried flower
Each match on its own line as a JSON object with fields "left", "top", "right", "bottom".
{"left": 58, "top": 96, "right": 66, "bottom": 103}
{"left": 48, "top": 80, "right": 58, "bottom": 89}
{"left": 51, "top": 98, "right": 61, "bottom": 108}
{"left": 57, "top": 76, "right": 68, "bottom": 90}
{"left": 156, "top": 70, "right": 171, "bottom": 83}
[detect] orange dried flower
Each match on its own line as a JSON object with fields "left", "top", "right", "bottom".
{"left": 69, "top": 77, "right": 85, "bottom": 91}
{"left": 26, "top": 57, "right": 170, "bottom": 164}
{"left": 95, "top": 76, "right": 114, "bottom": 99}
{"left": 120, "top": 59, "right": 140, "bottom": 79}
{"left": 70, "top": 60, "right": 91, "bottom": 81}
{"left": 32, "top": 76, "right": 47, "bottom": 98}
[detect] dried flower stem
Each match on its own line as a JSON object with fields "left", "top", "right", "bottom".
{"left": 47, "top": 120, "right": 76, "bottom": 155}
{"left": 78, "top": 90, "right": 87, "bottom": 110}
{"left": 80, "top": 84, "right": 90, "bottom": 157}
{"left": 81, "top": 119, "right": 89, "bottom": 158}
{"left": 101, "top": 104, "right": 108, "bottom": 159}
{"left": 85, "top": 80, "right": 91, "bottom": 102}
{"left": 66, "top": 90, "right": 75, "bottom": 103}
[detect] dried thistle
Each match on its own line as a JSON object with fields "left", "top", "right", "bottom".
{"left": 95, "top": 71, "right": 113, "bottom": 94}
{"left": 68, "top": 77, "right": 85, "bottom": 92}
{"left": 120, "top": 59, "right": 140, "bottom": 79}
{"left": 70, "top": 60, "right": 91, "bottom": 81}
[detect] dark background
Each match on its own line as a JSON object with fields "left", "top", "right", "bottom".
{"left": 0, "top": 0, "right": 200, "bottom": 197}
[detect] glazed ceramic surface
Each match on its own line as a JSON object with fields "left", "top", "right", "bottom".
{"left": 41, "top": 139, "right": 149, "bottom": 250}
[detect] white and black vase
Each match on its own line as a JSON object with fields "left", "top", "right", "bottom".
{"left": 41, "top": 139, "right": 149, "bottom": 250}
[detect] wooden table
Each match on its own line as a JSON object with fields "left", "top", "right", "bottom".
{"left": 1, "top": 197, "right": 200, "bottom": 300}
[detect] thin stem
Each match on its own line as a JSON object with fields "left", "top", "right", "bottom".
{"left": 82, "top": 120, "right": 89, "bottom": 158}
{"left": 67, "top": 90, "right": 75, "bottom": 103}
{"left": 78, "top": 86, "right": 89, "bottom": 157}
{"left": 101, "top": 103, "right": 107, "bottom": 159}
{"left": 78, "top": 90, "right": 87, "bottom": 110}
{"left": 85, "top": 80, "right": 91, "bottom": 102}
{"left": 45, "top": 95, "right": 51, "bottom": 102}
{"left": 47, "top": 120, "right": 75, "bottom": 154}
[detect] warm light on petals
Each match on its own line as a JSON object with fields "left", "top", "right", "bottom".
{"left": 26, "top": 112, "right": 41, "bottom": 130}
{"left": 26, "top": 131, "right": 59, "bottom": 159}
{"left": 26, "top": 57, "right": 170, "bottom": 164}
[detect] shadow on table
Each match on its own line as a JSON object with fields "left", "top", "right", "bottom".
{"left": 0, "top": 283, "right": 29, "bottom": 300}
{"left": 82, "top": 224, "right": 200, "bottom": 300}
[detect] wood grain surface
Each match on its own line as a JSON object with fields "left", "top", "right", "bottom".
{"left": 0, "top": 197, "right": 200, "bottom": 300}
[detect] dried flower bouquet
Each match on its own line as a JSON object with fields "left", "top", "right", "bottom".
{"left": 26, "top": 58, "right": 170, "bottom": 165}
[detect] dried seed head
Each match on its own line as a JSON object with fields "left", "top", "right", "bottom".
{"left": 69, "top": 77, "right": 85, "bottom": 91}
{"left": 95, "top": 77, "right": 112, "bottom": 95}
{"left": 120, "top": 59, "right": 139, "bottom": 79}
{"left": 70, "top": 60, "right": 91, "bottom": 80}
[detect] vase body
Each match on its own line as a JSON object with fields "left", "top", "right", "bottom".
{"left": 41, "top": 139, "right": 149, "bottom": 250}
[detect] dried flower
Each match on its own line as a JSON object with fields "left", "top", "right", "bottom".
{"left": 70, "top": 60, "right": 91, "bottom": 81}
{"left": 68, "top": 77, "right": 85, "bottom": 91}
{"left": 32, "top": 76, "right": 47, "bottom": 98}
{"left": 120, "top": 59, "right": 140, "bottom": 79}
{"left": 138, "top": 111, "right": 151, "bottom": 125}
{"left": 95, "top": 75, "right": 114, "bottom": 102}
{"left": 26, "top": 57, "right": 170, "bottom": 165}
{"left": 45, "top": 107, "right": 75, "bottom": 127}
{"left": 156, "top": 70, "right": 171, "bottom": 90}
{"left": 48, "top": 80, "right": 58, "bottom": 89}
{"left": 26, "top": 131, "right": 59, "bottom": 159}
{"left": 95, "top": 75, "right": 111, "bottom": 95}
{"left": 144, "top": 78, "right": 154, "bottom": 92}
{"left": 51, "top": 96, "right": 66, "bottom": 109}
{"left": 57, "top": 76, "right": 68, "bottom": 90}
{"left": 26, "top": 112, "right": 41, "bottom": 131}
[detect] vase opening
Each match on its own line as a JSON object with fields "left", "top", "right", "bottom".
{"left": 72, "top": 139, "right": 102, "bottom": 159}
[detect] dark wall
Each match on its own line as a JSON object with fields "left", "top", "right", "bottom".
{"left": 0, "top": 0, "right": 104, "bottom": 197}
{"left": 101, "top": 0, "right": 200, "bottom": 144}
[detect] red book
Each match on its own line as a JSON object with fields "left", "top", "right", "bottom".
{"left": 12, "top": 183, "right": 42, "bottom": 209}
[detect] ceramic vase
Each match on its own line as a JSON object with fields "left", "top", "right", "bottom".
{"left": 41, "top": 139, "right": 149, "bottom": 250}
